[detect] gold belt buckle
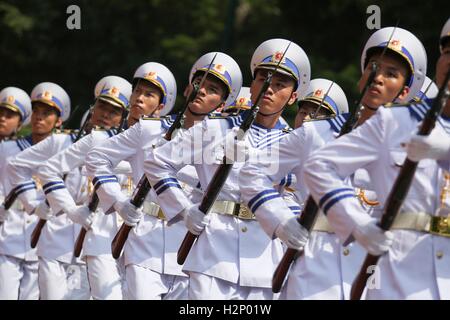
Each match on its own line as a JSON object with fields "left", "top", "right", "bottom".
{"left": 430, "top": 215, "right": 450, "bottom": 237}
{"left": 234, "top": 204, "right": 255, "bottom": 220}
{"left": 156, "top": 209, "right": 166, "bottom": 221}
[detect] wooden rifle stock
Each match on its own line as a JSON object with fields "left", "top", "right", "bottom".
{"left": 177, "top": 44, "right": 291, "bottom": 265}
{"left": 110, "top": 55, "right": 217, "bottom": 259}
{"left": 271, "top": 61, "right": 380, "bottom": 293}
{"left": 350, "top": 69, "right": 450, "bottom": 300}
{"left": 29, "top": 110, "right": 93, "bottom": 248}
{"left": 73, "top": 192, "right": 99, "bottom": 257}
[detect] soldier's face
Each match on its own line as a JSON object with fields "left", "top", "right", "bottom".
{"left": 250, "top": 70, "right": 297, "bottom": 114}
{"left": 31, "top": 102, "right": 62, "bottom": 134}
{"left": 358, "top": 52, "right": 410, "bottom": 109}
{"left": 0, "top": 107, "right": 21, "bottom": 138}
{"left": 130, "top": 81, "right": 164, "bottom": 120}
{"left": 436, "top": 43, "right": 450, "bottom": 90}
{"left": 187, "top": 74, "right": 226, "bottom": 114}
{"left": 91, "top": 100, "right": 123, "bottom": 128}
{"left": 294, "top": 101, "right": 331, "bottom": 128}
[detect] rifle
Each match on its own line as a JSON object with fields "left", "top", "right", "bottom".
{"left": 29, "top": 107, "right": 93, "bottom": 248}
{"left": 271, "top": 24, "right": 401, "bottom": 292}
{"left": 350, "top": 69, "right": 450, "bottom": 300}
{"left": 110, "top": 54, "right": 218, "bottom": 259}
{"left": 73, "top": 108, "right": 129, "bottom": 257}
{"left": 176, "top": 42, "right": 292, "bottom": 265}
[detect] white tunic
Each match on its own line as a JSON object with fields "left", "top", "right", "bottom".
{"left": 6, "top": 132, "right": 87, "bottom": 264}
{"left": 144, "top": 112, "right": 293, "bottom": 288}
{"left": 303, "top": 101, "right": 450, "bottom": 299}
{"left": 0, "top": 136, "right": 37, "bottom": 261}
{"left": 86, "top": 116, "right": 196, "bottom": 276}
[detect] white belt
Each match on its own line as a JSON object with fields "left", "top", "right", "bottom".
{"left": 210, "top": 201, "right": 255, "bottom": 220}
{"left": 391, "top": 212, "right": 450, "bottom": 237}
{"left": 142, "top": 201, "right": 166, "bottom": 220}
{"left": 312, "top": 214, "right": 334, "bottom": 233}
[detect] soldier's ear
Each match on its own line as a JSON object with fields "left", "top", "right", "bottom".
{"left": 397, "top": 86, "right": 410, "bottom": 101}
{"left": 55, "top": 118, "right": 63, "bottom": 128}
{"left": 287, "top": 92, "right": 298, "bottom": 106}
{"left": 153, "top": 103, "right": 165, "bottom": 117}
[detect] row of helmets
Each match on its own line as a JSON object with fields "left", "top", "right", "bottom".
{"left": 2, "top": 19, "right": 448, "bottom": 126}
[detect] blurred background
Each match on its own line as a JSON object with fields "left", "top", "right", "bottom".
{"left": 0, "top": 0, "right": 448, "bottom": 133}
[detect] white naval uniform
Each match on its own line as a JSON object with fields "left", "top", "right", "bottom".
{"left": 86, "top": 115, "right": 194, "bottom": 300}
{"left": 37, "top": 128, "right": 126, "bottom": 300}
{"left": 239, "top": 114, "right": 373, "bottom": 300}
{"left": 304, "top": 100, "right": 450, "bottom": 300}
{"left": 6, "top": 131, "right": 90, "bottom": 300}
{"left": 145, "top": 112, "right": 293, "bottom": 300}
{"left": 0, "top": 136, "right": 39, "bottom": 300}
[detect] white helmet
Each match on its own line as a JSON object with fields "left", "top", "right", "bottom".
{"left": 440, "top": 17, "right": 450, "bottom": 52}
{"left": 413, "top": 76, "right": 438, "bottom": 101}
{"left": 224, "top": 86, "right": 252, "bottom": 112}
{"left": 300, "top": 78, "right": 348, "bottom": 116}
{"left": 94, "top": 76, "right": 131, "bottom": 110}
{"left": 31, "top": 82, "right": 71, "bottom": 122}
{"left": 133, "top": 62, "right": 177, "bottom": 116}
{"left": 361, "top": 27, "right": 427, "bottom": 102}
{"left": 251, "top": 38, "right": 311, "bottom": 98}
{"left": 0, "top": 87, "right": 32, "bottom": 125}
{"left": 189, "top": 52, "right": 243, "bottom": 107}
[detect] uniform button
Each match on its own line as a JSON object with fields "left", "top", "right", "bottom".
{"left": 241, "top": 226, "right": 248, "bottom": 233}
{"left": 436, "top": 251, "right": 444, "bottom": 259}
{"left": 343, "top": 248, "right": 350, "bottom": 256}
{"left": 26, "top": 219, "right": 31, "bottom": 224}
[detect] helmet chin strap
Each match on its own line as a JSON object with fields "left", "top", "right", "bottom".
{"left": 258, "top": 105, "right": 285, "bottom": 117}
{"left": 187, "top": 101, "right": 224, "bottom": 116}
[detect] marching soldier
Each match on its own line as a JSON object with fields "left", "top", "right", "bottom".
{"left": 86, "top": 56, "right": 241, "bottom": 300}
{"left": 144, "top": 38, "right": 309, "bottom": 299}
{"left": 303, "top": 18, "right": 449, "bottom": 299}
{"left": 35, "top": 75, "right": 131, "bottom": 300}
{"left": 239, "top": 26, "right": 427, "bottom": 299}
{"left": 0, "top": 87, "right": 31, "bottom": 142}
{"left": 3, "top": 82, "right": 93, "bottom": 300}
{"left": 0, "top": 87, "right": 34, "bottom": 299}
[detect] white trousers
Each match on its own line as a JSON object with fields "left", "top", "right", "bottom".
{"left": 188, "top": 272, "right": 277, "bottom": 300}
{"left": 38, "top": 257, "right": 91, "bottom": 300}
{"left": 86, "top": 255, "right": 125, "bottom": 300}
{"left": 126, "top": 264, "right": 188, "bottom": 300}
{"left": 0, "top": 254, "right": 39, "bottom": 300}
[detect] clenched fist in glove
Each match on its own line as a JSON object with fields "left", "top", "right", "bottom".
{"left": 183, "top": 205, "right": 211, "bottom": 235}
{"left": 67, "top": 205, "right": 94, "bottom": 230}
{"left": 352, "top": 217, "right": 393, "bottom": 256}
{"left": 275, "top": 216, "right": 309, "bottom": 250}
{"left": 405, "top": 129, "right": 450, "bottom": 162}
{"left": 34, "top": 201, "right": 53, "bottom": 220}
{"left": 114, "top": 199, "right": 143, "bottom": 227}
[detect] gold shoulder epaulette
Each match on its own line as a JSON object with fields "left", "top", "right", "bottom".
{"left": 208, "top": 114, "right": 228, "bottom": 119}
{"left": 53, "top": 128, "right": 79, "bottom": 135}
{"left": 142, "top": 116, "right": 163, "bottom": 121}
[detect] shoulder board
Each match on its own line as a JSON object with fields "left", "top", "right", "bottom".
{"left": 282, "top": 127, "right": 293, "bottom": 134}
{"left": 142, "top": 116, "right": 164, "bottom": 121}
{"left": 92, "top": 126, "right": 119, "bottom": 137}
{"left": 208, "top": 115, "right": 228, "bottom": 120}
{"left": 53, "top": 128, "right": 80, "bottom": 135}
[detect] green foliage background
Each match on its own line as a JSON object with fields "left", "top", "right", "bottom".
{"left": 0, "top": 0, "right": 448, "bottom": 134}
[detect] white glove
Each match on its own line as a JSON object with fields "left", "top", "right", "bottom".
{"left": 352, "top": 218, "right": 393, "bottom": 256}
{"left": 34, "top": 201, "right": 53, "bottom": 221}
{"left": 0, "top": 204, "right": 7, "bottom": 223}
{"left": 275, "top": 216, "right": 309, "bottom": 250}
{"left": 405, "top": 129, "right": 450, "bottom": 162}
{"left": 224, "top": 127, "right": 250, "bottom": 163}
{"left": 183, "top": 205, "right": 211, "bottom": 235}
{"left": 114, "top": 199, "right": 143, "bottom": 227}
{"left": 67, "top": 205, "right": 94, "bottom": 230}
